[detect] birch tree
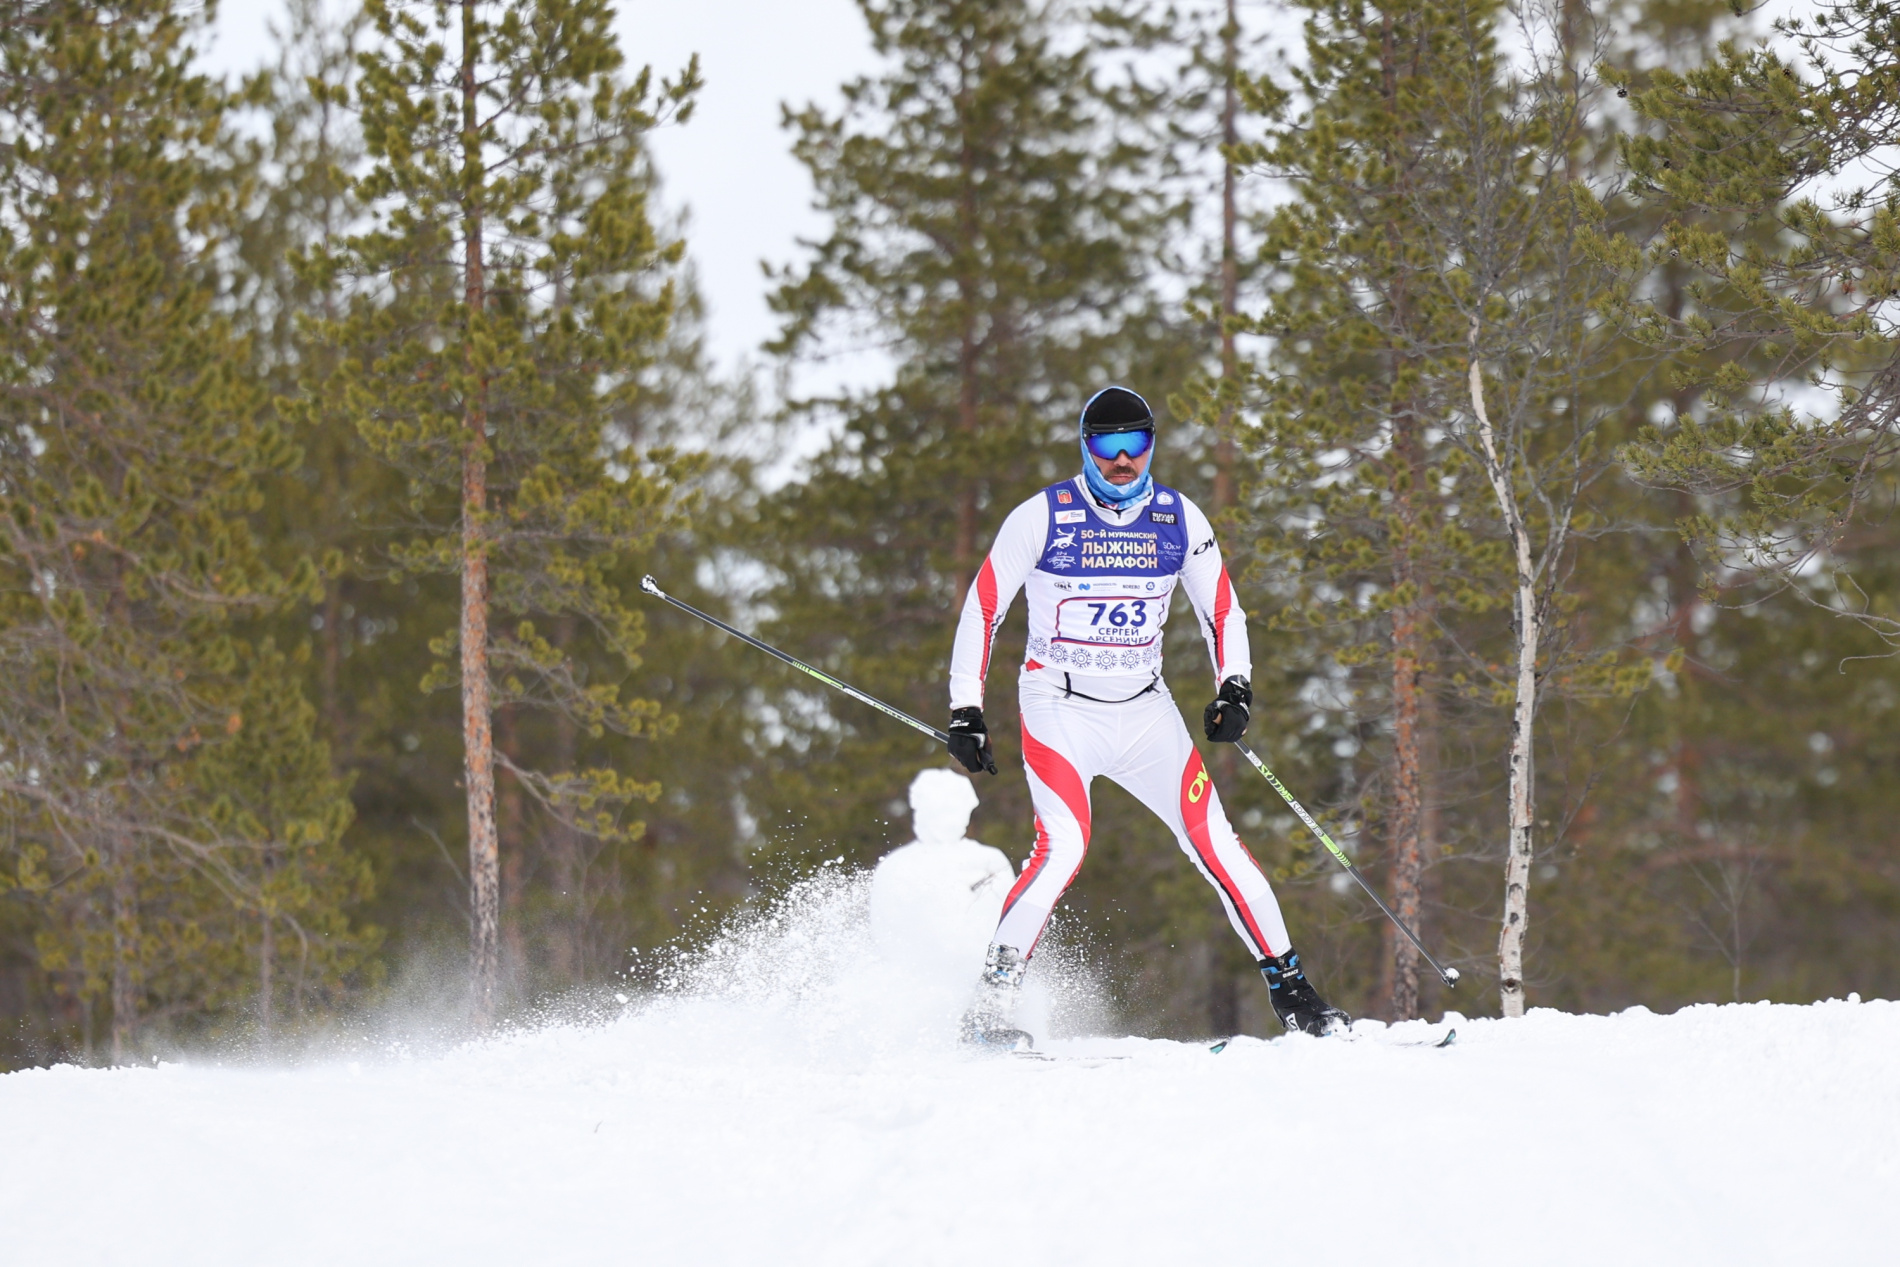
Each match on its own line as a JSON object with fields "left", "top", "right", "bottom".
{"left": 1229, "top": 0, "right": 1654, "bottom": 1016}
{"left": 1417, "top": 2, "right": 1650, "bottom": 1015}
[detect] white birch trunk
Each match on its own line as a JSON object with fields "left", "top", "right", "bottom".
{"left": 1468, "top": 339, "right": 1539, "bottom": 1019}
{"left": 459, "top": 0, "right": 499, "bottom": 1025}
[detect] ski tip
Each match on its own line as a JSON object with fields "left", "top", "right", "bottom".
{"left": 1435, "top": 1027, "right": 1458, "bottom": 1048}
{"left": 639, "top": 575, "right": 661, "bottom": 596}
{"left": 1209, "top": 1039, "right": 1229, "bottom": 1055}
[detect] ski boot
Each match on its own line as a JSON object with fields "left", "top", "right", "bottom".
{"left": 960, "top": 943, "right": 1036, "bottom": 1052}
{"left": 1262, "top": 949, "right": 1351, "bottom": 1036}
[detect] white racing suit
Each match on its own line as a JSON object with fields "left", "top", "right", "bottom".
{"left": 949, "top": 475, "right": 1293, "bottom": 964}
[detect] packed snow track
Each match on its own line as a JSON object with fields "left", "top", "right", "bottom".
{"left": 2, "top": 876, "right": 1892, "bottom": 1265}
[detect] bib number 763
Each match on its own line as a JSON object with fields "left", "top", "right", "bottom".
{"left": 1087, "top": 600, "right": 1147, "bottom": 628}
{"left": 1053, "top": 594, "right": 1160, "bottom": 647}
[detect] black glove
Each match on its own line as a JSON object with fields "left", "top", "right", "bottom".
{"left": 947, "top": 706, "right": 996, "bottom": 775}
{"left": 1202, "top": 675, "right": 1252, "bottom": 743}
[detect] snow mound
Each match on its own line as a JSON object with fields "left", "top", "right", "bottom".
{"left": 2, "top": 871, "right": 1893, "bottom": 1266}
{"left": 634, "top": 856, "right": 1108, "bottom": 1062}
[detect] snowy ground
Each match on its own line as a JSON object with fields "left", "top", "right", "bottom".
{"left": 4, "top": 873, "right": 1894, "bottom": 1265}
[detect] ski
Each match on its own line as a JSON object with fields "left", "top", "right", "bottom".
{"left": 1208, "top": 1026, "right": 1456, "bottom": 1053}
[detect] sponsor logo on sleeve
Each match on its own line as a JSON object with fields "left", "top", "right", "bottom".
{"left": 1054, "top": 509, "right": 1086, "bottom": 524}
{"left": 1149, "top": 511, "right": 1177, "bottom": 524}
{"left": 1192, "top": 538, "right": 1215, "bottom": 555}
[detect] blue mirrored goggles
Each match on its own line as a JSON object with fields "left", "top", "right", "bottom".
{"left": 1084, "top": 427, "right": 1155, "bottom": 462}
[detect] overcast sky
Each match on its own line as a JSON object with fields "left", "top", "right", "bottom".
{"left": 200, "top": 0, "right": 882, "bottom": 379}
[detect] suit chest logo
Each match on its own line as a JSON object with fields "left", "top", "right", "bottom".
{"left": 1077, "top": 528, "right": 1160, "bottom": 570}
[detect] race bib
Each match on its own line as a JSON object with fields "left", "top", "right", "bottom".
{"left": 1053, "top": 593, "right": 1166, "bottom": 647}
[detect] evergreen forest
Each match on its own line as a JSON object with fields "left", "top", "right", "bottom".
{"left": 6, "top": 0, "right": 1900, "bottom": 1068}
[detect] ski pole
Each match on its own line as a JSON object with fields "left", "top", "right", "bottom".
{"left": 639, "top": 576, "right": 989, "bottom": 768}
{"left": 1233, "top": 740, "right": 1461, "bottom": 988}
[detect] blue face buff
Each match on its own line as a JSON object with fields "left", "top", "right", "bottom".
{"left": 1078, "top": 385, "right": 1157, "bottom": 509}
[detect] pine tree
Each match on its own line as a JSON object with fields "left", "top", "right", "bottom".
{"left": 1214, "top": 0, "right": 1495, "bottom": 1018}
{"left": 751, "top": 0, "right": 1195, "bottom": 877}
{"left": 1165, "top": 12, "right": 1311, "bottom": 1026}
{"left": 0, "top": 0, "right": 365, "bottom": 1060}
{"left": 1616, "top": 0, "right": 1900, "bottom": 643}
{"left": 228, "top": 0, "right": 752, "bottom": 1007}
{"left": 319, "top": 0, "right": 699, "bottom": 1020}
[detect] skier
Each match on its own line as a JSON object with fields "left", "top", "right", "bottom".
{"left": 945, "top": 385, "right": 1349, "bottom": 1047}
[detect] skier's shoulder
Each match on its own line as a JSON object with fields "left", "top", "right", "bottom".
{"left": 1159, "top": 489, "right": 1225, "bottom": 568}
{"left": 993, "top": 489, "right": 1056, "bottom": 546}
{"left": 1031, "top": 476, "right": 1087, "bottom": 511}
{"left": 1149, "top": 483, "right": 1211, "bottom": 530}
{"left": 995, "top": 479, "right": 1084, "bottom": 540}
{"left": 1147, "top": 481, "right": 1191, "bottom": 512}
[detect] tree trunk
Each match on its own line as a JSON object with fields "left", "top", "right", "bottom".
{"left": 1211, "top": 0, "right": 1240, "bottom": 515}
{"left": 1468, "top": 341, "right": 1538, "bottom": 1018}
{"left": 460, "top": 0, "right": 499, "bottom": 1025}
{"left": 954, "top": 328, "right": 980, "bottom": 600}
{"left": 1382, "top": 597, "right": 1426, "bottom": 1019}
{"left": 1496, "top": 572, "right": 1538, "bottom": 1017}
{"left": 951, "top": 53, "right": 982, "bottom": 603}
{"left": 259, "top": 835, "right": 277, "bottom": 1046}
{"left": 259, "top": 907, "right": 275, "bottom": 1045}
{"left": 1374, "top": 12, "right": 1432, "bottom": 1020}
{"left": 110, "top": 842, "right": 137, "bottom": 1064}
{"left": 498, "top": 707, "right": 526, "bottom": 992}
{"left": 549, "top": 617, "right": 582, "bottom": 985}
{"left": 1204, "top": 0, "right": 1248, "bottom": 1030}
{"left": 1380, "top": 395, "right": 1434, "bottom": 1019}
{"left": 320, "top": 584, "right": 343, "bottom": 746}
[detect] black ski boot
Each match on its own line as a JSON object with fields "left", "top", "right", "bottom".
{"left": 1262, "top": 949, "right": 1351, "bottom": 1036}
{"left": 960, "top": 943, "right": 1035, "bottom": 1052}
